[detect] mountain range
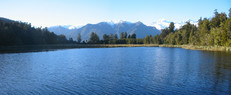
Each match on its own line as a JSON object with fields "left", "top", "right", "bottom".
{"left": 0, "top": 17, "right": 14, "bottom": 23}
{"left": 48, "top": 21, "right": 161, "bottom": 41}
{"left": 1, "top": 17, "right": 198, "bottom": 41}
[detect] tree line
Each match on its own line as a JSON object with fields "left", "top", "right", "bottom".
{"left": 82, "top": 8, "right": 231, "bottom": 46}
{"left": 0, "top": 20, "right": 74, "bottom": 46}
{"left": 84, "top": 32, "right": 143, "bottom": 44}
{"left": 142, "top": 8, "right": 231, "bottom": 46}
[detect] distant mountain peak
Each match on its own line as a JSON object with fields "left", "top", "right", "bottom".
{"left": 0, "top": 17, "right": 14, "bottom": 23}
{"left": 118, "top": 21, "right": 133, "bottom": 24}
{"left": 135, "top": 21, "right": 144, "bottom": 25}
{"left": 105, "top": 20, "right": 133, "bottom": 25}
{"left": 48, "top": 21, "right": 161, "bottom": 41}
{"left": 103, "top": 20, "right": 135, "bottom": 27}
{"left": 106, "top": 21, "right": 115, "bottom": 27}
{"left": 50, "top": 25, "right": 83, "bottom": 30}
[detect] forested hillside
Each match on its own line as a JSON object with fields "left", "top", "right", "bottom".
{"left": 0, "top": 18, "right": 73, "bottom": 46}
{"left": 143, "top": 9, "right": 231, "bottom": 46}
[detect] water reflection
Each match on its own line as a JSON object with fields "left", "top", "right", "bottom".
{"left": 0, "top": 47, "right": 230, "bottom": 94}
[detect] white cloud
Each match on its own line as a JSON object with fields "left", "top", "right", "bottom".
{"left": 63, "top": 25, "right": 83, "bottom": 30}
{"left": 151, "top": 18, "right": 170, "bottom": 30}
{"left": 150, "top": 18, "right": 198, "bottom": 30}
{"left": 68, "top": 26, "right": 76, "bottom": 30}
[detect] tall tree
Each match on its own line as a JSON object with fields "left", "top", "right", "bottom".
{"left": 89, "top": 32, "right": 99, "bottom": 44}
{"left": 124, "top": 32, "right": 128, "bottom": 39}
{"left": 103, "top": 34, "right": 109, "bottom": 44}
{"left": 210, "top": 9, "right": 221, "bottom": 28}
{"left": 131, "top": 33, "right": 136, "bottom": 39}
{"left": 229, "top": 8, "right": 231, "bottom": 18}
{"left": 77, "top": 33, "right": 81, "bottom": 43}
{"left": 114, "top": 34, "right": 118, "bottom": 40}
{"left": 120, "top": 32, "right": 124, "bottom": 39}
{"left": 159, "top": 28, "right": 169, "bottom": 43}
{"left": 169, "top": 22, "right": 175, "bottom": 33}
{"left": 214, "top": 9, "right": 218, "bottom": 17}
{"left": 128, "top": 34, "right": 131, "bottom": 38}
{"left": 109, "top": 33, "right": 114, "bottom": 44}
{"left": 200, "top": 19, "right": 210, "bottom": 45}
{"left": 144, "top": 35, "right": 150, "bottom": 44}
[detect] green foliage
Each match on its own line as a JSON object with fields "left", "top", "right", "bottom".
{"left": 77, "top": 33, "right": 81, "bottom": 43}
{"left": 103, "top": 34, "right": 109, "bottom": 44}
{"left": 114, "top": 34, "right": 118, "bottom": 40}
{"left": 120, "top": 32, "right": 128, "bottom": 39}
{"left": 89, "top": 32, "right": 100, "bottom": 44}
{"left": 211, "top": 28, "right": 222, "bottom": 46}
{"left": 127, "top": 39, "right": 136, "bottom": 44}
{"left": 150, "top": 8, "right": 231, "bottom": 47}
{"left": 100, "top": 32, "right": 141, "bottom": 44}
{"left": 131, "top": 33, "right": 136, "bottom": 39}
{"left": 165, "top": 32, "right": 176, "bottom": 45}
{"left": 136, "top": 39, "right": 144, "bottom": 44}
{"left": 120, "top": 32, "right": 124, "bottom": 39}
{"left": 159, "top": 28, "right": 169, "bottom": 43}
{"left": 144, "top": 35, "right": 150, "bottom": 44}
{"left": 175, "top": 32, "right": 183, "bottom": 45}
{"left": 169, "top": 22, "right": 175, "bottom": 33}
{"left": 153, "top": 35, "right": 161, "bottom": 44}
{"left": 0, "top": 20, "right": 71, "bottom": 46}
{"left": 124, "top": 32, "right": 127, "bottom": 39}
{"left": 229, "top": 8, "right": 231, "bottom": 18}
{"left": 143, "top": 34, "right": 160, "bottom": 44}
{"left": 128, "top": 35, "right": 131, "bottom": 38}
{"left": 79, "top": 8, "right": 231, "bottom": 46}
{"left": 109, "top": 33, "right": 114, "bottom": 44}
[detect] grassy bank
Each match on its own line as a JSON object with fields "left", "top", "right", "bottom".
{"left": 0, "top": 44, "right": 231, "bottom": 53}
{"left": 101, "top": 44, "right": 231, "bottom": 52}
{"left": 182, "top": 45, "right": 231, "bottom": 52}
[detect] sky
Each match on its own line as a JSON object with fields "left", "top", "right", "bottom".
{"left": 0, "top": 0, "right": 230, "bottom": 28}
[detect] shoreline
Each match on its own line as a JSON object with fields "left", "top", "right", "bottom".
{"left": 95, "top": 44, "right": 231, "bottom": 52}
{"left": 181, "top": 45, "right": 231, "bottom": 52}
{"left": 0, "top": 44, "right": 231, "bottom": 53}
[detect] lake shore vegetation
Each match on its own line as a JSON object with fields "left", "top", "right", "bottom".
{"left": 0, "top": 8, "right": 231, "bottom": 52}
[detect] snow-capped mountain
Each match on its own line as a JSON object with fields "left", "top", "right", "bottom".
{"left": 48, "top": 19, "right": 199, "bottom": 41}
{"left": 151, "top": 18, "right": 198, "bottom": 30}
{"left": 48, "top": 25, "right": 83, "bottom": 36}
{"left": 106, "top": 20, "right": 134, "bottom": 28}
{"left": 48, "top": 21, "right": 161, "bottom": 41}
{"left": 49, "top": 25, "right": 83, "bottom": 30}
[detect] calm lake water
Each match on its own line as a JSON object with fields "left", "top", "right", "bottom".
{"left": 0, "top": 47, "right": 231, "bottom": 95}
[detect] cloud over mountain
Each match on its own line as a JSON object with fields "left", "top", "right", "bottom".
{"left": 151, "top": 18, "right": 198, "bottom": 30}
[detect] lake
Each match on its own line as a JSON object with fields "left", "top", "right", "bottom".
{"left": 0, "top": 47, "right": 230, "bottom": 95}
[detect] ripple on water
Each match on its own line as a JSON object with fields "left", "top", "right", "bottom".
{"left": 0, "top": 47, "right": 231, "bottom": 94}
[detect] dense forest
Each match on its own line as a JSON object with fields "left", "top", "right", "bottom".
{"left": 0, "top": 19, "right": 74, "bottom": 46}
{"left": 87, "top": 8, "right": 231, "bottom": 47}
{"left": 85, "top": 32, "right": 143, "bottom": 44}
{"left": 142, "top": 9, "right": 231, "bottom": 46}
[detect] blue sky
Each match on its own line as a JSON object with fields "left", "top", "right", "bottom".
{"left": 0, "top": 0, "right": 230, "bottom": 27}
